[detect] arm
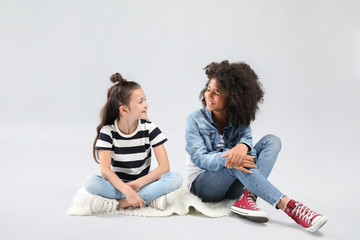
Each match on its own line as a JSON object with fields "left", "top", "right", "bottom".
{"left": 127, "top": 144, "right": 170, "bottom": 191}
{"left": 222, "top": 126, "right": 256, "bottom": 173}
{"left": 222, "top": 144, "right": 256, "bottom": 173}
{"left": 99, "top": 150, "right": 146, "bottom": 207}
{"left": 238, "top": 126, "right": 253, "bottom": 153}
{"left": 185, "top": 115, "right": 228, "bottom": 171}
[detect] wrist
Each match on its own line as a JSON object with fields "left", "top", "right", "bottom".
{"left": 239, "top": 143, "right": 250, "bottom": 151}
{"left": 123, "top": 185, "right": 134, "bottom": 195}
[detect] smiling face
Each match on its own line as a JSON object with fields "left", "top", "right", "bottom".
{"left": 126, "top": 88, "right": 149, "bottom": 120}
{"left": 204, "top": 78, "right": 228, "bottom": 114}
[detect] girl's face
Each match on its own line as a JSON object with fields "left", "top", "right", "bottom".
{"left": 204, "top": 78, "right": 228, "bottom": 113}
{"left": 126, "top": 88, "right": 149, "bottom": 120}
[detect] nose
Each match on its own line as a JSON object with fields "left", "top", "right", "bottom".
{"left": 206, "top": 91, "right": 214, "bottom": 99}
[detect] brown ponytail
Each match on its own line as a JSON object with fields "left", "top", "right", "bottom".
{"left": 92, "top": 73, "right": 141, "bottom": 163}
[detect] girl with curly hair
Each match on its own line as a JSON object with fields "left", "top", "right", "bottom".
{"left": 185, "top": 60, "right": 327, "bottom": 233}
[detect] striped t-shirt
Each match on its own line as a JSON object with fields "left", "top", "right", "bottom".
{"left": 95, "top": 118, "right": 167, "bottom": 181}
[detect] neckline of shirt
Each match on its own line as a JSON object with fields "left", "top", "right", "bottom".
{"left": 114, "top": 118, "right": 141, "bottom": 138}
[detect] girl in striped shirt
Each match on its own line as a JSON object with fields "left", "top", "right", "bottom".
{"left": 85, "top": 73, "right": 182, "bottom": 213}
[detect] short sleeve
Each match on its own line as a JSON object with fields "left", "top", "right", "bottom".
{"left": 148, "top": 122, "right": 167, "bottom": 147}
{"left": 95, "top": 125, "right": 113, "bottom": 151}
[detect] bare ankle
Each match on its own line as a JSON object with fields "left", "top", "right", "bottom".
{"left": 277, "top": 197, "right": 290, "bottom": 210}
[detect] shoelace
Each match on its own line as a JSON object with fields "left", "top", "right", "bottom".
{"left": 246, "top": 191, "right": 257, "bottom": 208}
{"left": 101, "top": 200, "right": 117, "bottom": 213}
{"left": 292, "top": 202, "right": 318, "bottom": 224}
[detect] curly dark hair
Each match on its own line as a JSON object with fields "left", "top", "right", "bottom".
{"left": 200, "top": 60, "right": 264, "bottom": 127}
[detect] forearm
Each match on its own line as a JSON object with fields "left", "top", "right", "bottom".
{"left": 132, "top": 144, "right": 170, "bottom": 189}
{"left": 101, "top": 168, "right": 132, "bottom": 195}
{"left": 133, "top": 165, "right": 169, "bottom": 189}
{"left": 238, "top": 126, "right": 253, "bottom": 152}
{"left": 190, "top": 148, "right": 228, "bottom": 171}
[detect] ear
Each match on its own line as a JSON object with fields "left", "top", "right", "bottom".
{"left": 119, "top": 106, "right": 128, "bottom": 115}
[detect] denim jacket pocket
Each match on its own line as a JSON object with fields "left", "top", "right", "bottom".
{"left": 200, "top": 129, "right": 216, "bottom": 151}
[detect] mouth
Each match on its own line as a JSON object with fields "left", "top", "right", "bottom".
{"left": 142, "top": 110, "right": 147, "bottom": 113}
{"left": 206, "top": 101, "right": 216, "bottom": 106}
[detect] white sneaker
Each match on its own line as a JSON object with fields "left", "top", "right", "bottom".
{"left": 91, "top": 195, "right": 119, "bottom": 213}
{"left": 149, "top": 195, "right": 167, "bottom": 211}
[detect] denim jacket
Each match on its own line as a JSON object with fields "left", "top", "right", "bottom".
{"left": 185, "top": 108, "right": 254, "bottom": 171}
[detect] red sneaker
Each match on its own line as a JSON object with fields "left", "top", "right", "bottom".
{"left": 231, "top": 189, "right": 269, "bottom": 223}
{"left": 284, "top": 199, "right": 327, "bottom": 233}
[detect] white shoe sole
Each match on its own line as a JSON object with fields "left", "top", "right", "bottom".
{"left": 306, "top": 215, "right": 328, "bottom": 233}
{"left": 231, "top": 206, "right": 269, "bottom": 223}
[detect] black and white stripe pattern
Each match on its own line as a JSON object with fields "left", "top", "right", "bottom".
{"left": 95, "top": 119, "right": 167, "bottom": 181}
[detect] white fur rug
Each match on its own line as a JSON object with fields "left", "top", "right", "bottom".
{"left": 67, "top": 186, "right": 235, "bottom": 217}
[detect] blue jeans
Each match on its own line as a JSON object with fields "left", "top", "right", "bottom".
{"left": 85, "top": 171, "right": 183, "bottom": 205}
{"left": 190, "top": 134, "right": 284, "bottom": 206}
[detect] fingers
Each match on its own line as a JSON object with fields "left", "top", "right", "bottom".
{"left": 139, "top": 199, "right": 146, "bottom": 208}
{"left": 136, "top": 201, "right": 144, "bottom": 208}
{"left": 224, "top": 153, "right": 232, "bottom": 168}
{"left": 225, "top": 158, "right": 231, "bottom": 168}
{"left": 235, "top": 166, "right": 253, "bottom": 174}
{"left": 137, "top": 198, "right": 146, "bottom": 208}
{"left": 242, "top": 162, "right": 257, "bottom": 169}
{"left": 131, "top": 199, "right": 146, "bottom": 208}
{"left": 242, "top": 158, "right": 256, "bottom": 166}
{"left": 226, "top": 154, "right": 252, "bottom": 169}
{"left": 227, "top": 154, "right": 256, "bottom": 174}
{"left": 244, "top": 155, "right": 255, "bottom": 162}
{"left": 225, "top": 153, "right": 238, "bottom": 168}
{"left": 127, "top": 192, "right": 146, "bottom": 208}
{"left": 235, "top": 157, "right": 256, "bottom": 169}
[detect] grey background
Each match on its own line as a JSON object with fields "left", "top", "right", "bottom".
{"left": 1, "top": 0, "right": 359, "bottom": 239}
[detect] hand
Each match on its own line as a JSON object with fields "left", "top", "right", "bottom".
{"left": 124, "top": 187, "right": 146, "bottom": 208}
{"left": 222, "top": 143, "right": 249, "bottom": 168}
{"left": 232, "top": 157, "right": 257, "bottom": 174}
{"left": 222, "top": 143, "right": 256, "bottom": 174}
